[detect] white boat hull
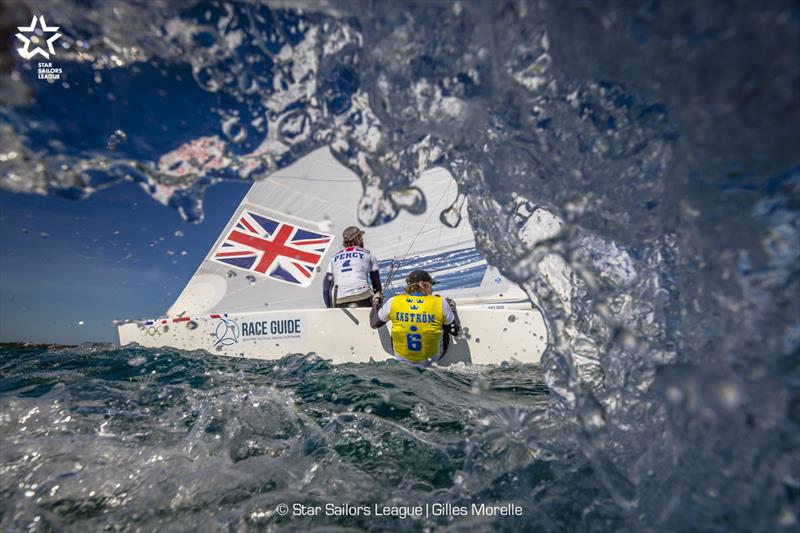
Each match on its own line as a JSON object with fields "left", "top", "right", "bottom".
{"left": 118, "top": 307, "right": 547, "bottom": 366}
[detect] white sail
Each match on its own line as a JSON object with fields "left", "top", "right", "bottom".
{"left": 121, "top": 147, "right": 546, "bottom": 365}
{"left": 167, "top": 147, "right": 528, "bottom": 318}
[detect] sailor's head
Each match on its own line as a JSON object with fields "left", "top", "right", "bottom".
{"left": 342, "top": 225, "right": 365, "bottom": 247}
{"left": 405, "top": 269, "right": 438, "bottom": 295}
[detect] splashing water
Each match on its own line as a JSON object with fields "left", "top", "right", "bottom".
{"left": 1, "top": 0, "right": 798, "bottom": 531}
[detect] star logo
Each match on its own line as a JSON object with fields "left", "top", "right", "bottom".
{"left": 16, "top": 15, "right": 62, "bottom": 60}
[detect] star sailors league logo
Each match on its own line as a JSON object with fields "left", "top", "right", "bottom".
{"left": 16, "top": 16, "right": 62, "bottom": 60}
{"left": 212, "top": 210, "right": 334, "bottom": 287}
{"left": 15, "top": 15, "right": 63, "bottom": 81}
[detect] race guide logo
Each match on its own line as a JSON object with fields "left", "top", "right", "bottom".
{"left": 15, "top": 15, "right": 63, "bottom": 81}
{"left": 214, "top": 318, "right": 240, "bottom": 349}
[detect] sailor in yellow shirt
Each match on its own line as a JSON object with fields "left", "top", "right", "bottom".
{"left": 369, "top": 269, "right": 461, "bottom": 367}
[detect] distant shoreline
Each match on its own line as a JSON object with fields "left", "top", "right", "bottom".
{"left": 0, "top": 342, "right": 76, "bottom": 350}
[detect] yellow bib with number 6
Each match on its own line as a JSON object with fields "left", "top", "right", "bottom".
{"left": 389, "top": 294, "right": 444, "bottom": 363}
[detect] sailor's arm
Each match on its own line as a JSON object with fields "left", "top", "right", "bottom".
{"left": 369, "top": 270, "right": 381, "bottom": 293}
{"left": 368, "top": 253, "right": 381, "bottom": 293}
{"left": 443, "top": 297, "right": 461, "bottom": 337}
{"left": 322, "top": 272, "right": 334, "bottom": 309}
{"left": 370, "top": 295, "right": 391, "bottom": 329}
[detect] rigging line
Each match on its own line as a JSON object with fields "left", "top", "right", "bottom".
{"left": 303, "top": 153, "right": 363, "bottom": 173}
{"left": 382, "top": 258, "right": 398, "bottom": 294}
{"left": 434, "top": 179, "right": 454, "bottom": 257}
{"left": 381, "top": 180, "right": 453, "bottom": 294}
{"left": 455, "top": 200, "right": 472, "bottom": 255}
{"left": 397, "top": 178, "right": 452, "bottom": 263}
{"left": 258, "top": 150, "right": 362, "bottom": 181}
{"left": 268, "top": 174, "right": 356, "bottom": 183}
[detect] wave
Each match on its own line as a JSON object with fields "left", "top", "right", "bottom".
{"left": 0, "top": 344, "right": 553, "bottom": 531}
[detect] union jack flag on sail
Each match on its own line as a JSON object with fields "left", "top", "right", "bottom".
{"left": 212, "top": 210, "right": 333, "bottom": 287}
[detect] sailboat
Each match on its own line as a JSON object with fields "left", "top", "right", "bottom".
{"left": 118, "top": 148, "right": 548, "bottom": 365}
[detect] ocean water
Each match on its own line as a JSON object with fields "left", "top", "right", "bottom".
{"left": 1, "top": 344, "right": 558, "bottom": 531}
{"left": 1, "top": 0, "right": 799, "bottom": 531}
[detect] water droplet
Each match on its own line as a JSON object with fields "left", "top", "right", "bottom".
{"left": 246, "top": 275, "right": 256, "bottom": 285}
{"left": 778, "top": 507, "right": 797, "bottom": 527}
{"left": 665, "top": 386, "right": 684, "bottom": 404}
{"left": 440, "top": 192, "right": 466, "bottom": 227}
{"left": 508, "top": 315, "right": 517, "bottom": 323}
{"left": 186, "top": 321, "right": 198, "bottom": 330}
{"left": 77, "top": 320, "right": 85, "bottom": 326}
{"left": 174, "top": 230, "right": 184, "bottom": 237}
{"left": 391, "top": 188, "right": 425, "bottom": 214}
{"left": 226, "top": 270, "right": 237, "bottom": 278}
{"left": 222, "top": 115, "right": 248, "bottom": 143}
{"left": 471, "top": 377, "right": 488, "bottom": 395}
{"left": 717, "top": 381, "right": 742, "bottom": 411}
{"left": 106, "top": 129, "right": 127, "bottom": 150}
{"left": 413, "top": 403, "right": 430, "bottom": 422}
{"left": 439, "top": 206, "right": 462, "bottom": 228}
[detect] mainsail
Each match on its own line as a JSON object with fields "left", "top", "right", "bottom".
{"left": 166, "top": 147, "right": 528, "bottom": 318}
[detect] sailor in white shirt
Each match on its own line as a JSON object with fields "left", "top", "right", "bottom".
{"left": 323, "top": 226, "right": 382, "bottom": 308}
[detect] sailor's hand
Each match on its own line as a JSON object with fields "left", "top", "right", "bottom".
{"left": 372, "top": 292, "right": 383, "bottom": 305}
{"left": 445, "top": 297, "right": 457, "bottom": 309}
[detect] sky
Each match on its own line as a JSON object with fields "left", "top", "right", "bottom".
{"left": 0, "top": 3, "right": 255, "bottom": 345}
{"left": 0, "top": 179, "right": 250, "bottom": 345}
